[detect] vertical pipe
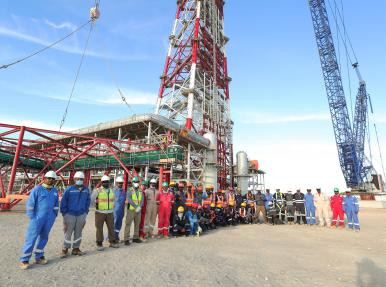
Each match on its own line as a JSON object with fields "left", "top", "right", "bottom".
{"left": 123, "top": 171, "right": 129, "bottom": 191}
{"left": 145, "top": 121, "right": 152, "bottom": 179}
{"left": 185, "top": 0, "right": 202, "bottom": 130}
{"left": 7, "top": 126, "right": 25, "bottom": 195}
{"left": 187, "top": 143, "right": 191, "bottom": 182}
{"left": 159, "top": 166, "right": 164, "bottom": 193}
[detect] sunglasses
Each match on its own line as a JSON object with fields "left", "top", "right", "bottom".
{"left": 46, "top": 177, "right": 56, "bottom": 181}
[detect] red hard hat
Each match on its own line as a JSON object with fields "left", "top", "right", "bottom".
{"left": 192, "top": 203, "right": 199, "bottom": 209}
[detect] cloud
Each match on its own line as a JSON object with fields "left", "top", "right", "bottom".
{"left": 239, "top": 112, "right": 331, "bottom": 124}
{"left": 43, "top": 19, "right": 77, "bottom": 31}
{"left": 0, "top": 116, "right": 78, "bottom": 132}
{"left": 0, "top": 17, "right": 149, "bottom": 61}
{"left": 1, "top": 77, "right": 156, "bottom": 107}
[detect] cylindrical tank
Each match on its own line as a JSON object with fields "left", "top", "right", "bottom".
{"left": 236, "top": 151, "right": 248, "bottom": 176}
{"left": 203, "top": 132, "right": 217, "bottom": 164}
{"left": 203, "top": 132, "right": 218, "bottom": 192}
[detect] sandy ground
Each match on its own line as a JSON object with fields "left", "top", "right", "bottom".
{"left": 1, "top": 208, "right": 386, "bottom": 287}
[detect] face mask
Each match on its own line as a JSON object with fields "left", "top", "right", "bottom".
{"left": 178, "top": 213, "right": 183, "bottom": 219}
{"left": 102, "top": 183, "right": 109, "bottom": 188}
{"left": 133, "top": 183, "right": 140, "bottom": 188}
{"left": 150, "top": 184, "right": 155, "bottom": 189}
{"left": 75, "top": 180, "right": 83, "bottom": 186}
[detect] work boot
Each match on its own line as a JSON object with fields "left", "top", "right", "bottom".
{"left": 330, "top": 225, "right": 336, "bottom": 229}
{"left": 124, "top": 240, "right": 131, "bottom": 246}
{"left": 19, "top": 261, "right": 30, "bottom": 270}
{"left": 35, "top": 257, "right": 48, "bottom": 265}
{"left": 71, "top": 248, "right": 84, "bottom": 256}
{"left": 109, "top": 243, "right": 120, "bottom": 248}
{"left": 60, "top": 248, "right": 69, "bottom": 258}
{"left": 139, "top": 236, "right": 147, "bottom": 242}
{"left": 96, "top": 243, "right": 104, "bottom": 251}
{"left": 133, "top": 238, "right": 143, "bottom": 243}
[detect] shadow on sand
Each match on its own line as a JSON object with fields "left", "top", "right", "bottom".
{"left": 357, "top": 258, "right": 386, "bottom": 287}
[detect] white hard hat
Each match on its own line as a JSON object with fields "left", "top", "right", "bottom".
{"left": 74, "top": 171, "right": 85, "bottom": 179}
{"left": 45, "top": 170, "right": 57, "bottom": 179}
{"left": 101, "top": 175, "right": 110, "bottom": 182}
{"left": 150, "top": 178, "right": 157, "bottom": 184}
{"left": 116, "top": 176, "right": 124, "bottom": 183}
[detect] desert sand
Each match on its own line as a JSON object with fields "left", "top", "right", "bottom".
{"left": 1, "top": 208, "right": 385, "bottom": 287}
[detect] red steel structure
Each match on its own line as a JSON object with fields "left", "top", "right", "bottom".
{"left": 0, "top": 123, "right": 158, "bottom": 210}
{"left": 153, "top": 0, "right": 233, "bottom": 189}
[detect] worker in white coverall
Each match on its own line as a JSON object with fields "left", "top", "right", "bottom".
{"left": 314, "top": 188, "right": 331, "bottom": 227}
{"left": 144, "top": 178, "right": 158, "bottom": 239}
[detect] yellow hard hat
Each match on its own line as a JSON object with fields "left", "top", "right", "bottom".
{"left": 210, "top": 203, "right": 215, "bottom": 208}
{"left": 170, "top": 181, "right": 176, "bottom": 187}
{"left": 177, "top": 206, "right": 185, "bottom": 213}
{"left": 206, "top": 184, "right": 214, "bottom": 190}
{"left": 241, "top": 202, "right": 247, "bottom": 207}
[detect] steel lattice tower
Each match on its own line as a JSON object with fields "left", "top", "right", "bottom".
{"left": 154, "top": 0, "right": 233, "bottom": 188}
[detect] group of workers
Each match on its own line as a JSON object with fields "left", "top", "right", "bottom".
{"left": 18, "top": 170, "right": 361, "bottom": 270}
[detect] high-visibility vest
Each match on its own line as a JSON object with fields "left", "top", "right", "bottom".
{"left": 128, "top": 189, "right": 143, "bottom": 210}
{"left": 96, "top": 188, "right": 115, "bottom": 211}
{"left": 186, "top": 192, "right": 193, "bottom": 207}
{"left": 202, "top": 195, "right": 212, "bottom": 207}
{"left": 228, "top": 193, "right": 235, "bottom": 206}
{"left": 216, "top": 195, "right": 224, "bottom": 208}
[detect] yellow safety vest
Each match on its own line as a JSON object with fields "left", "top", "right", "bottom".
{"left": 96, "top": 188, "right": 115, "bottom": 211}
{"left": 129, "top": 189, "right": 143, "bottom": 210}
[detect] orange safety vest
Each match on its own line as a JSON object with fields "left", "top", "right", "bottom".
{"left": 216, "top": 195, "right": 224, "bottom": 208}
{"left": 228, "top": 193, "right": 235, "bottom": 207}
{"left": 202, "top": 195, "right": 213, "bottom": 207}
{"left": 185, "top": 192, "right": 193, "bottom": 207}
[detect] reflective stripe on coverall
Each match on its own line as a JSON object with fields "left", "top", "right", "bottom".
{"left": 343, "top": 195, "right": 360, "bottom": 230}
{"left": 314, "top": 192, "right": 331, "bottom": 227}
{"left": 330, "top": 194, "right": 344, "bottom": 227}
{"left": 157, "top": 191, "right": 174, "bottom": 236}
{"left": 113, "top": 187, "right": 126, "bottom": 239}
{"left": 20, "top": 185, "right": 59, "bottom": 262}
{"left": 304, "top": 193, "right": 316, "bottom": 225}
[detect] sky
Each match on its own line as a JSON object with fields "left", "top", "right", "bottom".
{"left": 0, "top": 0, "right": 385, "bottom": 194}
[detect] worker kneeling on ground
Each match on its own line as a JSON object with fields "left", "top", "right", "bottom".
{"left": 92, "top": 175, "right": 119, "bottom": 251}
{"left": 20, "top": 171, "right": 59, "bottom": 270}
{"left": 123, "top": 176, "right": 144, "bottom": 245}
{"left": 60, "top": 171, "right": 91, "bottom": 258}
{"left": 113, "top": 176, "right": 126, "bottom": 241}
{"left": 186, "top": 203, "right": 201, "bottom": 236}
{"left": 172, "top": 205, "right": 190, "bottom": 236}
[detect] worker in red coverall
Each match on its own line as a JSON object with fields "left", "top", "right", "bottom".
{"left": 156, "top": 182, "right": 174, "bottom": 238}
{"left": 330, "top": 187, "right": 344, "bottom": 228}
{"left": 139, "top": 179, "right": 149, "bottom": 241}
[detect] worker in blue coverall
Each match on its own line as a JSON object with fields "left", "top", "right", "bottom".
{"left": 113, "top": 176, "right": 126, "bottom": 241}
{"left": 19, "top": 170, "right": 59, "bottom": 270}
{"left": 343, "top": 190, "right": 360, "bottom": 231}
{"left": 304, "top": 189, "right": 316, "bottom": 225}
{"left": 60, "top": 171, "right": 90, "bottom": 258}
{"left": 186, "top": 203, "right": 200, "bottom": 236}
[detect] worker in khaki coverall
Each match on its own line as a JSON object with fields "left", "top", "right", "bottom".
{"left": 144, "top": 178, "right": 158, "bottom": 239}
{"left": 314, "top": 188, "right": 331, "bottom": 227}
{"left": 123, "top": 176, "right": 144, "bottom": 245}
{"left": 91, "top": 175, "right": 119, "bottom": 251}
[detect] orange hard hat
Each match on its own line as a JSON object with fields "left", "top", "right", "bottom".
{"left": 186, "top": 182, "right": 192, "bottom": 187}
